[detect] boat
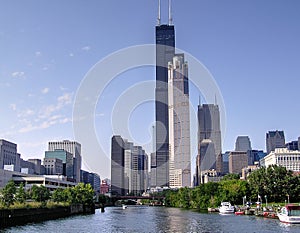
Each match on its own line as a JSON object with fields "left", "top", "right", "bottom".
{"left": 235, "top": 211, "right": 245, "bottom": 215}
{"left": 278, "top": 205, "right": 300, "bottom": 224}
{"left": 122, "top": 204, "right": 127, "bottom": 209}
{"left": 219, "top": 202, "right": 235, "bottom": 214}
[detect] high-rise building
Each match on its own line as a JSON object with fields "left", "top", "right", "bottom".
{"left": 229, "top": 151, "right": 248, "bottom": 175}
{"left": 111, "top": 135, "right": 125, "bottom": 196}
{"left": 155, "top": 0, "right": 175, "bottom": 187}
{"left": 0, "top": 139, "right": 21, "bottom": 172}
{"left": 285, "top": 141, "right": 299, "bottom": 151}
{"left": 43, "top": 158, "right": 63, "bottom": 175}
{"left": 48, "top": 140, "right": 81, "bottom": 183}
{"left": 111, "top": 135, "right": 148, "bottom": 196}
{"left": 45, "top": 149, "right": 74, "bottom": 179}
{"left": 266, "top": 130, "right": 285, "bottom": 154}
{"left": 196, "top": 104, "right": 222, "bottom": 184}
{"left": 168, "top": 54, "right": 191, "bottom": 188}
{"left": 235, "top": 136, "right": 252, "bottom": 152}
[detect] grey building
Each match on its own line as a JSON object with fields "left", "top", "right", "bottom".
{"left": 45, "top": 149, "right": 74, "bottom": 180}
{"left": 155, "top": 0, "right": 175, "bottom": 187}
{"left": 111, "top": 135, "right": 125, "bottom": 196}
{"left": 81, "top": 170, "right": 101, "bottom": 193}
{"left": 168, "top": 54, "right": 191, "bottom": 188}
{"left": 27, "top": 159, "right": 43, "bottom": 175}
{"left": 0, "top": 139, "right": 21, "bottom": 172}
{"left": 266, "top": 130, "right": 285, "bottom": 154}
{"left": 43, "top": 158, "right": 63, "bottom": 175}
{"left": 229, "top": 151, "right": 248, "bottom": 175}
{"left": 196, "top": 104, "right": 222, "bottom": 185}
{"left": 235, "top": 136, "right": 252, "bottom": 152}
{"left": 285, "top": 141, "right": 298, "bottom": 151}
{"left": 48, "top": 140, "right": 81, "bottom": 183}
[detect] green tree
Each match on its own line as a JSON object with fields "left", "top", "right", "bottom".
{"left": 52, "top": 188, "right": 68, "bottom": 203}
{"left": 72, "top": 183, "right": 94, "bottom": 205}
{"left": 30, "top": 185, "right": 50, "bottom": 206}
{"left": 248, "top": 165, "right": 300, "bottom": 202}
{"left": 15, "top": 183, "right": 27, "bottom": 204}
{"left": 0, "top": 180, "right": 16, "bottom": 207}
{"left": 222, "top": 173, "right": 240, "bottom": 181}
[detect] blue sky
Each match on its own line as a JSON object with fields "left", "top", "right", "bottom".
{"left": 1, "top": 0, "right": 300, "bottom": 179}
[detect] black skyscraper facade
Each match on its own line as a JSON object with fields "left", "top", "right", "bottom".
{"left": 155, "top": 17, "right": 175, "bottom": 187}
{"left": 111, "top": 135, "right": 125, "bottom": 196}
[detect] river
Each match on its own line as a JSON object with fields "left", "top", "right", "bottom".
{"left": 2, "top": 206, "right": 300, "bottom": 233}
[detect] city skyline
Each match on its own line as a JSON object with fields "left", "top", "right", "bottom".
{"left": 1, "top": 1, "right": 300, "bottom": 179}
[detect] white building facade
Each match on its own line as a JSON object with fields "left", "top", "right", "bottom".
{"left": 260, "top": 148, "right": 300, "bottom": 172}
{"left": 168, "top": 54, "right": 191, "bottom": 188}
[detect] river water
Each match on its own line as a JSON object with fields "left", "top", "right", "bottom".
{"left": 2, "top": 206, "right": 300, "bottom": 233}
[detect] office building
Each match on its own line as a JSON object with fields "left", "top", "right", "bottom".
{"left": 285, "top": 141, "right": 299, "bottom": 151}
{"left": 168, "top": 54, "right": 191, "bottom": 188}
{"left": 43, "top": 158, "right": 63, "bottom": 175}
{"left": 155, "top": 0, "right": 175, "bottom": 187}
{"left": 235, "top": 136, "right": 252, "bottom": 152}
{"left": 196, "top": 104, "right": 222, "bottom": 184}
{"left": 45, "top": 149, "right": 74, "bottom": 180}
{"left": 266, "top": 130, "right": 285, "bottom": 154}
{"left": 0, "top": 139, "right": 21, "bottom": 172}
{"left": 81, "top": 170, "right": 101, "bottom": 193}
{"left": 111, "top": 135, "right": 125, "bottom": 196}
{"left": 247, "top": 150, "right": 267, "bottom": 165}
{"left": 229, "top": 151, "right": 248, "bottom": 175}
{"left": 48, "top": 140, "right": 81, "bottom": 183}
{"left": 260, "top": 148, "right": 300, "bottom": 172}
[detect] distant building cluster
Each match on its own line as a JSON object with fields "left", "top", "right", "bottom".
{"left": 0, "top": 139, "right": 101, "bottom": 194}
{"left": 111, "top": 136, "right": 148, "bottom": 196}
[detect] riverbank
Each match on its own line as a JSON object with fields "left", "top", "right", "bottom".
{"left": 0, "top": 204, "right": 95, "bottom": 229}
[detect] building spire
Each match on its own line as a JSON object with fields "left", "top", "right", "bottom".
{"left": 168, "top": 0, "right": 173, "bottom": 25}
{"left": 157, "top": 0, "right": 161, "bottom": 25}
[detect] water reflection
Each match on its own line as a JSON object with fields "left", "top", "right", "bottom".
{"left": 2, "top": 206, "right": 300, "bottom": 233}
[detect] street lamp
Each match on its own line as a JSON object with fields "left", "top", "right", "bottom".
{"left": 287, "top": 194, "right": 290, "bottom": 204}
{"left": 264, "top": 195, "right": 267, "bottom": 208}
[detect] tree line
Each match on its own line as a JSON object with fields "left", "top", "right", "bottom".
{"left": 0, "top": 181, "right": 95, "bottom": 208}
{"left": 161, "top": 165, "right": 300, "bottom": 209}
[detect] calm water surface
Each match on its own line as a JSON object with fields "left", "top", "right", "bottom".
{"left": 2, "top": 206, "right": 300, "bottom": 233}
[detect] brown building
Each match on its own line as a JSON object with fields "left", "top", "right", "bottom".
{"left": 229, "top": 151, "right": 248, "bottom": 175}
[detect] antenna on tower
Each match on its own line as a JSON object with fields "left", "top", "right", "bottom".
{"left": 169, "top": 0, "right": 173, "bottom": 25}
{"left": 157, "top": 0, "right": 161, "bottom": 25}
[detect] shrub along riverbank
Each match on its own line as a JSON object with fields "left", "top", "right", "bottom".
{"left": 0, "top": 181, "right": 96, "bottom": 228}
{"left": 158, "top": 165, "right": 300, "bottom": 209}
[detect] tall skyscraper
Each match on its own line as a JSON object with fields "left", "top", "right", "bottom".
{"left": 48, "top": 140, "right": 81, "bottom": 183}
{"left": 155, "top": 0, "right": 175, "bottom": 187}
{"left": 196, "top": 104, "right": 222, "bottom": 184}
{"left": 168, "top": 54, "right": 191, "bottom": 188}
{"left": 111, "top": 135, "right": 125, "bottom": 196}
{"left": 266, "top": 130, "right": 285, "bottom": 154}
{"left": 235, "top": 136, "right": 252, "bottom": 152}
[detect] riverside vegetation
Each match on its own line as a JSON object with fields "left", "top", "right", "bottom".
{"left": 0, "top": 181, "right": 95, "bottom": 209}
{"left": 155, "top": 165, "right": 300, "bottom": 209}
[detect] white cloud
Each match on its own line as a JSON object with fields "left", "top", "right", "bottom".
{"left": 41, "top": 87, "right": 49, "bottom": 94}
{"left": 69, "top": 53, "right": 74, "bottom": 57}
{"left": 35, "top": 51, "right": 42, "bottom": 57}
{"left": 10, "top": 104, "right": 17, "bottom": 111}
{"left": 82, "top": 46, "right": 91, "bottom": 51}
{"left": 96, "top": 113, "right": 105, "bottom": 117}
{"left": 11, "top": 71, "right": 25, "bottom": 78}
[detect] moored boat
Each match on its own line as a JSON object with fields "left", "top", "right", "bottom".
{"left": 219, "top": 202, "right": 235, "bottom": 214}
{"left": 278, "top": 205, "right": 300, "bottom": 224}
{"left": 235, "top": 211, "right": 244, "bottom": 215}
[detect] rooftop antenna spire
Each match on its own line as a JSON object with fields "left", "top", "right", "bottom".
{"left": 169, "top": 0, "right": 173, "bottom": 25}
{"left": 215, "top": 94, "right": 217, "bottom": 105}
{"left": 157, "top": 0, "right": 161, "bottom": 25}
{"left": 199, "top": 95, "right": 201, "bottom": 106}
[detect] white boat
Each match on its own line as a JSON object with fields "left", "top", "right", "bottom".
{"left": 122, "top": 204, "right": 127, "bottom": 209}
{"left": 219, "top": 202, "right": 235, "bottom": 214}
{"left": 278, "top": 205, "right": 300, "bottom": 224}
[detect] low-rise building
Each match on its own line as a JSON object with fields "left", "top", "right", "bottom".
{"left": 260, "top": 148, "right": 300, "bottom": 172}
